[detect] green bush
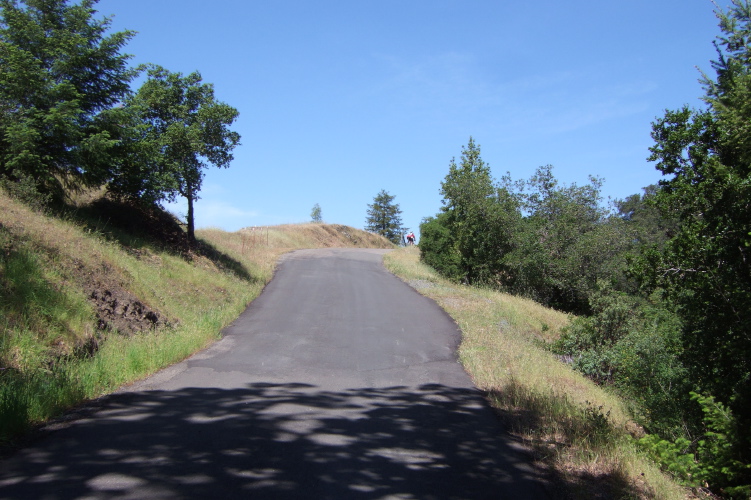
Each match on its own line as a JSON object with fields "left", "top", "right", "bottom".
{"left": 0, "top": 177, "right": 51, "bottom": 212}
{"left": 639, "top": 392, "right": 751, "bottom": 498}
{"left": 419, "top": 213, "right": 462, "bottom": 282}
{"left": 552, "top": 285, "right": 687, "bottom": 436}
{"left": 639, "top": 435, "right": 699, "bottom": 486}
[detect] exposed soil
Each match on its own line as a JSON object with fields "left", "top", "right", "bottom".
{"left": 88, "top": 284, "right": 167, "bottom": 336}
{"left": 72, "top": 198, "right": 180, "bottom": 337}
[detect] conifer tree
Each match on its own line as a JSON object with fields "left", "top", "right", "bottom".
{"left": 365, "top": 189, "right": 403, "bottom": 244}
{"left": 0, "top": 0, "right": 136, "bottom": 198}
{"left": 641, "top": 0, "right": 751, "bottom": 482}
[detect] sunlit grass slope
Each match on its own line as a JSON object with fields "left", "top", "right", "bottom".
{"left": 0, "top": 190, "right": 391, "bottom": 442}
{"left": 384, "top": 246, "right": 688, "bottom": 500}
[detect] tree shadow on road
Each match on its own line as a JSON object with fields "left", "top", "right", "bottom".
{"left": 0, "top": 383, "right": 556, "bottom": 499}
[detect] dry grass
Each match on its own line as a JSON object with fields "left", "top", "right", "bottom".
{"left": 0, "top": 193, "right": 391, "bottom": 365}
{"left": 201, "top": 223, "right": 391, "bottom": 269}
{"left": 384, "top": 247, "right": 689, "bottom": 499}
{"left": 0, "top": 190, "right": 392, "bottom": 440}
{"left": 0, "top": 189, "right": 686, "bottom": 497}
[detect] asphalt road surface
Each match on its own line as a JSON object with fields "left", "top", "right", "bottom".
{"left": 0, "top": 248, "right": 553, "bottom": 499}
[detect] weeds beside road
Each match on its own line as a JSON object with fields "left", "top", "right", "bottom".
{"left": 0, "top": 190, "right": 391, "bottom": 445}
{"left": 0, "top": 189, "right": 688, "bottom": 498}
{"left": 384, "top": 246, "right": 688, "bottom": 500}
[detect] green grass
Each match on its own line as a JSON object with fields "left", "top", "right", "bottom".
{"left": 0, "top": 190, "right": 390, "bottom": 443}
{"left": 0, "top": 224, "right": 261, "bottom": 438}
{"left": 0, "top": 190, "right": 686, "bottom": 496}
{"left": 384, "top": 246, "right": 688, "bottom": 499}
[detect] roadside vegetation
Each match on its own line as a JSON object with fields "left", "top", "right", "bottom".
{"left": 0, "top": 0, "right": 392, "bottom": 446}
{"left": 415, "top": 3, "right": 751, "bottom": 497}
{"left": 0, "top": 0, "right": 239, "bottom": 244}
{"left": 2, "top": 0, "right": 750, "bottom": 497}
{"left": 385, "top": 247, "right": 687, "bottom": 499}
{"left": 0, "top": 188, "right": 391, "bottom": 444}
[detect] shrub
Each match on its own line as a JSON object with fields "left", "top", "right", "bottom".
{"left": 552, "top": 285, "right": 687, "bottom": 436}
{"left": 639, "top": 392, "right": 751, "bottom": 498}
{"left": 419, "top": 213, "right": 462, "bottom": 282}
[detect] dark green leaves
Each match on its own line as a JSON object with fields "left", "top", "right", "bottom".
{"left": 365, "top": 189, "right": 403, "bottom": 245}
{"left": 636, "top": 1, "right": 751, "bottom": 488}
{"left": 111, "top": 65, "right": 240, "bottom": 242}
{"left": 423, "top": 139, "right": 627, "bottom": 313}
{"left": 0, "top": 0, "right": 136, "bottom": 197}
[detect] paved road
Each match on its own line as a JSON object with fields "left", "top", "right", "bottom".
{"left": 0, "top": 248, "right": 552, "bottom": 499}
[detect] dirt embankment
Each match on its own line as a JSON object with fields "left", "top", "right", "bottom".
{"left": 1, "top": 192, "right": 393, "bottom": 368}
{"left": 72, "top": 199, "right": 183, "bottom": 337}
{"left": 88, "top": 281, "right": 166, "bottom": 335}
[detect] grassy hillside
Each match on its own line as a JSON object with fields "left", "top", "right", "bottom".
{"left": 0, "top": 188, "right": 689, "bottom": 497}
{"left": 0, "top": 190, "right": 391, "bottom": 442}
{"left": 384, "top": 247, "right": 688, "bottom": 500}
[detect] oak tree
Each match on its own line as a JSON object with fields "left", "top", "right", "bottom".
{"left": 113, "top": 65, "right": 240, "bottom": 243}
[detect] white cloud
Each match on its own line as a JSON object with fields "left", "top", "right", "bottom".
{"left": 164, "top": 199, "right": 259, "bottom": 232}
{"left": 198, "top": 200, "right": 259, "bottom": 229}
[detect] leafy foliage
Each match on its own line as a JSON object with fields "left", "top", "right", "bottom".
{"left": 615, "top": 184, "right": 678, "bottom": 251}
{"left": 639, "top": 393, "right": 751, "bottom": 498}
{"left": 419, "top": 212, "right": 462, "bottom": 281}
{"left": 537, "top": 3, "right": 751, "bottom": 492}
{"left": 552, "top": 285, "right": 687, "bottom": 436}
{"left": 504, "top": 166, "right": 631, "bottom": 313}
{"left": 110, "top": 65, "right": 241, "bottom": 242}
{"left": 418, "top": 4, "right": 751, "bottom": 497}
{"left": 435, "top": 137, "right": 520, "bottom": 285}
{"left": 632, "top": 2, "right": 751, "bottom": 479}
{"left": 0, "top": 3, "right": 241, "bottom": 241}
{"left": 310, "top": 203, "right": 322, "bottom": 222}
{"left": 418, "top": 5, "right": 751, "bottom": 492}
{"left": 0, "top": 172, "right": 51, "bottom": 211}
{"left": 421, "top": 139, "right": 630, "bottom": 313}
{"left": 0, "top": 0, "right": 136, "bottom": 199}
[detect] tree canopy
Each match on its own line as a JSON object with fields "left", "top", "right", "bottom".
{"left": 418, "top": 3, "right": 751, "bottom": 492}
{"left": 365, "top": 189, "right": 403, "bottom": 245}
{"left": 106, "top": 65, "right": 240, "bottom": 242}
{"left": 422, "top": 139, "right": 624, "bottom": 313}
{"left": 0, "top": 0, "right": 136, "bottom": 199}
{"left": 0, "top": 1, "right": 241, "bottom": 245}
{"left": 310, "top": 203, "right": 322, "bottom": 222}
{"left": 637, "top": 0, "right": 751, "bottom": 476}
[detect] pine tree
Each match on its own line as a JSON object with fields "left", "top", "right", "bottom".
{"left": 365, "top": 190, "right": 403, "bottom": 244}
{"left": 0, "top": 0, "right": 136, "bottom": 198}
{"left": 310, "top": 203, "right": 322, "bottom": 222}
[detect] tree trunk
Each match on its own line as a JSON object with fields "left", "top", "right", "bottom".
{"left": 187, "top": 187, "right": 195, "bottom": 245}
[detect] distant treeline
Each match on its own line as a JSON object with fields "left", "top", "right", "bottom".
{"left": 420, "top": 2, "right": 751, "bottom": 497}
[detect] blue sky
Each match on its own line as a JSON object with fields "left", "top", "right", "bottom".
{"left": 97, "top": 0, "right": 721, "bottom": 236}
